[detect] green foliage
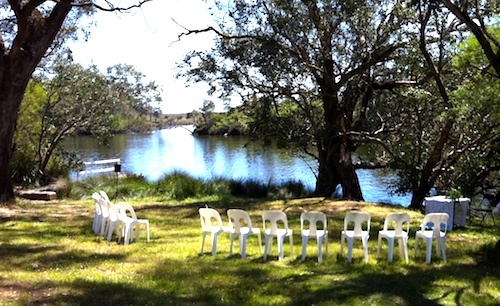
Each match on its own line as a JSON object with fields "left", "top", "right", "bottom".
{"left": 11, "top": 53, "right": 162, "bottom": 187}
{"left": 67, "top": 172, "right": 310, "bottom": 201}
{"left": 155, "top": 172, "right": 213, "bottom": 200}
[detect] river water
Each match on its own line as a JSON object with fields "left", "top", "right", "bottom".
{"left": 63, "top": 126, "right": 411, "bottom": 206}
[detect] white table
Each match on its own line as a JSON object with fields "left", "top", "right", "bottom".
{"left": 424, "top": 196, "right": 470, "bottom": 231}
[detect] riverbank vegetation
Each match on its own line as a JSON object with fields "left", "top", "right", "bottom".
{"left": 0, "top": 195, "right": 499, "bottom": 305}
{"left": 62, "top": 172, "right": 310, "bottom": 202}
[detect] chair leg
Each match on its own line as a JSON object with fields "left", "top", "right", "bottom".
{"left": 425, "top": 238, "right": 433, "bottom": 264}
{"left": 398, "top": 238, "right": 404, "bottom": 259}
{"left": 278, "top": 235, "right": 285, "bottom": 260}
{"left": 211, "top": 233, "right": 218, "bottom": 256}
{"left": 241, "top": 234, "right": 248, "bottom": 258}
{"left": 441, "top": 237, "right": 447, "bottom": 263}
{"left": 402, "top": 237, "right": 409, "bottom": 264}
{"left": 301, "top": 236, "right": 308, "bottom": 262}
{"left": 362, "top": 237, "right": 369, "bottom": 263}
{"left": 263, "top": 235, "right": 271, "bottom": 261}
{"left": 317, "top": 236, "right": 323, "bottom": 262}
{"left": 200, "top": 232, "right": 207, "bottom": 254}
{"left": 347, "top": 238, "right": 354, "bottom": 263}
{"left": 387, "top": 238, "right": 394, "bottom": 263}
{"left": 229, "top": 234, "right": 235, "bottom": 256}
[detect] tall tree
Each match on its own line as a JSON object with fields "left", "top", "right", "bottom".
{"left": 179, "top": 0, "right": 411, "bottom": 199}
{"left": 381, "top": 2, "right": 500, "bottom": 209}
{"left": 0, "top": 0, "right": 151, "bottom": 203}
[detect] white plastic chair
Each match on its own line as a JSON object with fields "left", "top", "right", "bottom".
{"left": 227, "top": 209, "right": 262, "bottom": 258}
{"left": 262, "top": 210, "right": 294, "bottom": 261}
{"left": 92, "top": 192, "right": 103, "bottom": 235}
{"left": 117, "top": 202, "right": 150, "bottom": 245}
{"left": 98, "top": 195, "right": 111, "bottom": 237}
{"left": 199, "top": 208, "right": 232, "bottom": 255}
{"left": 300, "top": 211, "right": 328, "bottom": 262}
{"left": 105, "top": 199, "right": 129, "bottom": 243}
{"left": 341, "top": 211, "right": 371, "bottom": 263}
{"left": 377, "top": 212, "right": 410, "bottom": 263}
{"left": 414, "top": 213, "right": 449, "bottom": 264}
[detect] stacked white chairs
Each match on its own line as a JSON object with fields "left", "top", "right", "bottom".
{"left": 117, "top": 201, "right": 150, "bottom": 245}
{"left": 414, "top": 213, "right": 449, "bottom": 264}
{"left": 98, "top": 193, "right": 111, "bottom": 237}
{"left": 300, "top": 211, "right": 328, "bottom": 262}
{"left": 341, "top": 211, "right": 371, "bottom": 263}
{"left": 92, "top": 192, "right": 103, "bottom": 235}
{"left": 199, "top": 207, "right": 232, "bottom": 255}
{"left": 92, "top": 191, "right": 150, "bottom": 245}
{"left": 377, "top": 212, "right": 410, "bottom": 263}
{"left": 227, "top": 209, "right": 262, "bottom": 258}
{"left": 262, "top": 210, "right": 294, "bottom": 261}
{"left": 106, "top": 198, "right": 128, "bottom": 243}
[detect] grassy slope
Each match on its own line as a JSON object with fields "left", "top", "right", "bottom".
{"left": 0, "top": 197, "right": 499, "bottom": 305}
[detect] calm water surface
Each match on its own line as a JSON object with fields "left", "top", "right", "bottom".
{"left": 63, "top": 126, "right": 411, "bottom": 206}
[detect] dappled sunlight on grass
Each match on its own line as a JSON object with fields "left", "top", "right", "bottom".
{"left": 0, "top": 197, "right": 498, "bottom": 305}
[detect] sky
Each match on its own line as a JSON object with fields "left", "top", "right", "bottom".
{"left": 68, "top": 0, "right": 225, "bottom": 114}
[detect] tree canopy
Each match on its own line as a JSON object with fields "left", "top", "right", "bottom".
{"left": 12, "top": 51, "right": 162, "bottom": 186}
{"left": 0, "top": 0, "right": 152, "bottom": 203}
{"left": 179, "top": 0, "right": 500, "bottom": 208}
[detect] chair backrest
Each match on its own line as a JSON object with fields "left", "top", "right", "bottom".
{"left": 117, "top": 202, "right": 138, "bottom": 221}
{"left": 344, "top": 212, "right": 370, "bottom": 235}
{"left": 99, "top": 190, "right": 110, "bottom": 202}
{"left": 263, "top": 210, "right": 289, "bottom": 235}
{"left": 383, "top": 212, "right": 410, "bottom": 235}
{"left": 102, "top": 198, "right": 120, "bottom": 222}
{"left": 301, "top": 211, "right": 327, "bottom": 236}
{"left": 199, "top": 208, "right": 224, "bottom": 231}
{"left": 227, "top": 209, "right": 253, "bottom": 234}
{"left": 421, "top": 213, "right": 449, "bottom": 237}
{"left": 92, "top": 193, "right": 102, "bottom": 215}
{"left": 98, "top": 196, "right": 110, "bottom": 218}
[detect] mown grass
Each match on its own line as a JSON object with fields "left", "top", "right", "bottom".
{"left": 0, "top": 195, "right": 499, "bottom": 305}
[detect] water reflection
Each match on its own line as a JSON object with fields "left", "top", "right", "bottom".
{"left": 63, "top": 126, "right": 411, "bottom": 206}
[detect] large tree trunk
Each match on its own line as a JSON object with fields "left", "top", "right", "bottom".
{"left": 314, "top": 139, "right": 364, "bottom": 199}
{"left": 314, "top": 77, "right": 364, "bottom": 200}
{"left": 0, "top": 67, "right": 36, "bottom": 202}
{"left": 0, "top": 2, "right": 72, "bottom": 203}
{"left": 0, "top": 92, "right": 19, "bottom": 203}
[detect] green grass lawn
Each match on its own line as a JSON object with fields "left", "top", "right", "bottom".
{"left": 0, "top": 197, "right": 499, "bottom": 305}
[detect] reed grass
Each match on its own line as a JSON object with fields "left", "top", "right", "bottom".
{"left": 0, "top": 196, "right": 498, "bottom": 305}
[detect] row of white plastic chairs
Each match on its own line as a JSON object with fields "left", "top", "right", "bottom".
{"left": 92, "top": 191, "right": 150, "bottom": 245}
{"left": 199, "top": 207, "right": 449, "bottom": 264}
